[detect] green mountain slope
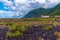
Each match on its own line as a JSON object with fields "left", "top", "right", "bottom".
{"left": 49, "top": 4, "right": 60, "bottom": 16}
{"left": 23, "top": 4, "right": 60, "bottom": 18}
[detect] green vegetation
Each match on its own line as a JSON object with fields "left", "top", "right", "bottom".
{"left": 43, "top": 25, "right": 52, "bottom": 30}
{"left": 6, "top": 22, "right": 28, "bottom": 37}
{"left": 23, "top": 8, "right": 50, "bottom": 18}
{"left": 49, "top": 4, "right": 60, "bottom": 16}
{"left": 6, "top": 21, "right": 53, "bottom": 37}
{"left": 5, "top": 22, "right": 13, "bottom": 26}
{"left": 24, "top": 18, "right": 53, "bottom": 21}
{"left": 23, "top": 4, "right": 60, "bottom": 18}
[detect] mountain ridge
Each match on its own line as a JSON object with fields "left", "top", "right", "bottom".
{"left": 23, "top": 4, "right": 60, "bottom": 18}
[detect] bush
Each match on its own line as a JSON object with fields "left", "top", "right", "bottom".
{"left": 5, "top": 22, "right": 13, "bottom": 26}
{"left": 43, "top": 25, "right": 52, "bottom": 30}
{"left": 7, "top": 31, "right": 23, "bottom": 37}
{"left": 7, "top": 23, "right": 28, "bottom": 37}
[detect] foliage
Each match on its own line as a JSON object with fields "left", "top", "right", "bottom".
{"left": 7, "top": 31, "right": 23, "bottom": 37}
{"left": 43, "top": 25, "right": 52, "bottom": 30}
{"left": 23, "top": 8, "right": 50, "bottom": 18}
{"left": 5, "top": 22, "right": 13, "bottom": 26}
{"left": 6, "top": 22, "right": 28, "bottom": 37}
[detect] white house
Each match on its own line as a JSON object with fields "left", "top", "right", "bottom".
{"left": 41, "top": 15, "right": 50, "bottom": 18}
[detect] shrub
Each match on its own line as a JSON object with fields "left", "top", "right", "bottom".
{"left": 7, "top": 23, "right": 28, "bottom": 37}
{"left": 5, "top": 22, "right": 13, "bottom": 26}
{"left": 43, "top": 25, "right": 52, "bottom": 30}
{"left": 7, "top": 31, "right": 23, "bottom": 37}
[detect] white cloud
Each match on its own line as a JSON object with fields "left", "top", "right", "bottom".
{"left": 4, "top": 6, "right": 10, "bottom": 10}
{"left": 0, "top": 0, "right": 60, "bottom": 18}
{"left": 48, "top": 0, "right": 60, "bottom": 3}
{"left": 0, "top": 10, "right": 14, "bottom": 18}
{"left": 14, "top": 0, "right": 28, "bottom": 4}
{"left": 36, "top": 0, "right": 46, "bottom": 4}
{"left": 42, "top": 0, "right": 60, "bottom": 8}
{"left": 0, "top": 0, "right": 13, "bottom": 5}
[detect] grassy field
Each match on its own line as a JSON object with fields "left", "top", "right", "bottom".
{"left": 0, "top": 17, "right": 60, "bottom": 26}
{"left": 0, "top": 18, "right": 60, "bottom": 40}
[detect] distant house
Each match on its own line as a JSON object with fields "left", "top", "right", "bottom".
{"left": 41, "top": 15, "right": 50, "bottom": 18}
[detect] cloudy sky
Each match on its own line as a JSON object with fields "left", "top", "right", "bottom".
{"left": 0, "top": 0, "right": 60, "bottom": 18}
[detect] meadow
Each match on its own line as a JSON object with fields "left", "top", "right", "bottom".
{"left": 0, "top": 17, "right": 60, "bottom": 40}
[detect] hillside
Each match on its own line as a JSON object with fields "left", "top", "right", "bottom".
{"left": 23, "top": 4, "right": 60, "bottom": 18}
{"left": 49, "top": 4, "right": 60, "bottom": 16}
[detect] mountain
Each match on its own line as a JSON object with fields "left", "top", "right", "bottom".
{"left": 48, "top": 4, "right": 60, "bottom": 16}
{"left": 23, "top": 4, "right": 60, "bottom": 18}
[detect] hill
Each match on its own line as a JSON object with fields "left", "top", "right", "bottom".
{"left": 48, "top": 4, "right": 60, "bottom": 16}
{"left": 23, "top": 4, "right": 60, "bottom": 18}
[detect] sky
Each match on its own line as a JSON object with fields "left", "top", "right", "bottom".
{"left": 0, "top": 0, "right": 60, "bottom": 18}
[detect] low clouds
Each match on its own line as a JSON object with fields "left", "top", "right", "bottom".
{"left": 0, "top": 0, "right": 60, "bottom": 18}
{"left": 0, "top": 10, "right": 13, "bottom": 18}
